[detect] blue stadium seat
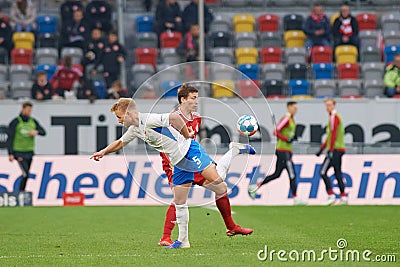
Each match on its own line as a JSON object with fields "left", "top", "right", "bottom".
{"left": 37, "top": 16, "right": 58, "bottom": 33}
{"left": 384, "top": 45, "right": 400, "bottom": 64}
{"left": 161, "top": 80, "right": 181, "bottom": 98}
{"left": 312, "top": 63, "right": 334, "bottom": 80}
{"left": 36, "top": 64, "right": 57, "bottom": 79}
{"left": 136, "top": 16, "right": 154, "bottom": 33}
{"left": 288, "top": 79, "right": 310, "bottom": 96}
{"left": 238, "top": 64, "right": 259, "bottom": 80}
{"left": 93, "top": 80, "right": 106, "bottom": 99}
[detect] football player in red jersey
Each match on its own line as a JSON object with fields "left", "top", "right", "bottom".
{"left": 158, "top": 84, "right": 256, "bottom": 246}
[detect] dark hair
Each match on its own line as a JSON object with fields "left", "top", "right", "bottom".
{"left": 287, "top": 101, "right": 297, "bottom": 107}
{"left": 37, "top": 70, "right": 47, "bottom": 77}
{"left": 178, "top": 84, "right": 198, "bottom": 104}
{"left": 109, "top": 30, "right": 118, "bottom": 36}
{"left": 22, "top": 101, "right": 32, "bottom": 108}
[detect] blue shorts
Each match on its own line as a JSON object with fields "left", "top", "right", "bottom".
{"left": 173, "top": 140, "right": 215, "bottom": 186}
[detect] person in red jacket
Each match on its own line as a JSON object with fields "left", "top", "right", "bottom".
{"left": 50, "top": 55, "right": 82, "bottom": 97}
{"left": 158, "top": 84, "right": 256, "bottom": 247}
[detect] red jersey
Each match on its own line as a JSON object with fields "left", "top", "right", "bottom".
{"left": 160, "top": 108, "right": 202, "bottom": 183}
{"left": 50, "top": 65, "right": 82, "bottom": 90}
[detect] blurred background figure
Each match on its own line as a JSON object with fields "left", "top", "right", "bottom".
{"left": 9, "top": 0, "right": 37, "bottom": 32}
{"left": 304, "top": 3, "right": 331, "bottom": 49}
{"left": 50, "top": 55, "right": 82, "bottom": 98}
{"left": 106, "top": 80, "right": 128, "bottom": 99}
{"left": 31, "top": 71, "right": 53, "bottom": 100}
{"left": 333, "top": 4, "right": 359, "bottom": 50}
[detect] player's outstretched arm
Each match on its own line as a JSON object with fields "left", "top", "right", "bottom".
{"left": 90, "top": 140, "right": 124, "bottom": 161}
{"left": 169, "top": 113, "right": 194, "bottom": 139}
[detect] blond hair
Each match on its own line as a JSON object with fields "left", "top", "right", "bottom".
{"left": 324, "top": 97, "right": 336, "bottom": 105}
{"left": 110, "top": 98, "right": 136, "bottom": 113}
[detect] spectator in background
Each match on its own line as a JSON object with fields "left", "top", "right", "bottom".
{"left": 61, "top": 8, "right": 89, "bottom": 50}
{"left": 177, "top": 23, "right": 210, "bottom": 62}
{"left": 85, "top": 0, "right": 112, "bottom": 32}
{"left": 60, "top": 0, "right": 84, "bottom": 27}
{"left": 77, "top": 77, "right": 97, "bottom": 101}
{"left": 92, "top": 30, "right": 126, "bottom": 88}
{"left": 82, "top": 27, "right": 105, "bottom": 70}
{"left": 0, "top": 8, "right": 12, "bottom": 56}
{"left": 303, "top": 3, "right": 331, "bottom": 50}
{"left": 50, "top": 56, "right": 82, "bottom": 98}
{"left": 31, "top": 71, "right": 53, "bottom": 100}
{"left": 182, "top": 0, "right": 213, "bottom": 33}
{"left": 106, "top": 80, "right": 128, "bottom": 99}
{"left": 9, "top": 0, "right": 37, "bottom": 32}
{"left": 143, "top": 0, "right": 152, "bottom": 12}
{"left": 333, "top": 5, "right": 359, "bottom": 50}
{"left": 384, "top": 53, "right": 400, "bottom": 98}
{"left": 155, "top": 0, "right": 182, "bottom": 35}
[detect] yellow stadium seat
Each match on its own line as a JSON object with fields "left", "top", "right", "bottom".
{"left": 233, "top": 14, "right": 255, "bottom": 32}
{"left": 335, "top": 45, "right": 358, "bottom": 64}
{"left": 292, "top": 95, "right": 313, "bottom": 100}
{"left": 235, "top": 47, "right": 258, "bottom": 65}
{"left": 12, "top": 32, "right": 35, "bottom": 49}
{"left": 330, "top": 13, "right": 340, "bottom": 26}
{"left": 284, "top": 30, "right": 306, "bottom": 48}
{"left": 212, "top": 80, "right": 235, "bottom": 98}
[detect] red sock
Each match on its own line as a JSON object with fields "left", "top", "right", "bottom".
{"left": 328, "top": 189, "right": 334, "bottom": 195}
{"left": 292, "top": 193, "right": 297, "bottom": 198}
{"left": 341, "top": 192, "right": 347, "bottom": 197}
{"left": 215, "top": 194, "right": 236, "bottom": 231}
{"left": 162, "top": 204, "right": 176, "bottom": 239}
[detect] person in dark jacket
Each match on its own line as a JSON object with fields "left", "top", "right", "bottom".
{"left": 106, "top": 80, "right": 128, "bottom": 99}
{"left": 0, "top": 8, "right": 12, "bottom": 56}
{"left": 92, "top": 30, "right": 126, "bottom": 87}
{"left": 77, "top": 77, "right": 97, "bottom": 101}
{"left": 60, "top": 0, "right": 84, "bottom": 27}
{"left": 82, "top": 27, "right": 105, "bottom": 69}
{"left": 177, "top": 23, "right": 210, "bottom": 62}
{"left": 333, "top": 4, "right": 359, "bottom": 50}
{"left": 7, "top": 102, "right": 46, "bottom": 192}
{"left": 85, "top": 0, "right": 112, "bottom": 32}
{"left": 155, "top": 0, "right": 182, "bottom": 35}
{"left": 182, "top": 0, "right": 213, "bottom": 33}
{"left": 31, "top": 71, "right": 53, "bottom": 100}
{"left": 303, "top": 3, "right": 331, "bottom": 49}
{"left": 60, "top": 8, "right": 90, "bottom": 50}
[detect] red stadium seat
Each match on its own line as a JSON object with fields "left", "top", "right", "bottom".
{"left": 356, "top": 13, "right": 377, "bottom": 31}
{"left": 260, "top": 47, "right": 282, "bottom": 63}
{"left": 337, "top": 63, "right": 360, "bottom": 79}
{"left": 11, "top": 48, "right": 33, "bottom": 65}
{"left": 266, "top": 94, "right": 286, "bottom": 99}
{"left": 258, "top": 14, "right": 279, "bottom": 32}
{"left": 237, "top": 80, "right": 260, "bottom": 97}
{"left": 342, "top": 95, "right": 362, "bottom": 99}
{"left": 311, "top": 46, "right": 333, "bottom": 63}
{"left": 160, "top": 31, "right": 183, "bottom": 48}
{"left": 135, "top": 48, "right": 158, "bottom": 67}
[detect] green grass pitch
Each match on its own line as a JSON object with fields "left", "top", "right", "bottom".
{"left": 0, "top": 206, "right": 399, "bottom": 266}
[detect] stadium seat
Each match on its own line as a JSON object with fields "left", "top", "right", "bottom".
{"left": 35, "top": 64, "right": 57, "bottom": 79}
{"left": 160, "top": 31, "right": 183, "bottom": 48}
{"left": 93, "top": 80, "right": 106, "bottom": 99}
{"left": 235, "top": 32, "right": 257, "bottom": 48}
{"left": 0, "top": 64, "right": 8, "bottom": 83}
{"left": 11, "top": 80, "right": 33, "bottom": 99}
{"left": 224, "top": 0, "right": 247, "bottom": 7}
{"left": 210, "top": 14, "right": 232, "bottom": 33}
{"left": 37, "top": 33, "right": 58, "bottom": 48}
{"left": 211, "top": 48, "right": 234, "bottom": 65}
{"left": 361, "top": 62, "right": 385, "bottom": 80}
{"left": 384, "top": 45, "right": 400, "bottom": 64}
{"left": 0, "top": 47, "right": 8, "bottom": 64}
{"left": 235, "top": 47, "right": 258, "bottom": 65}
{"left": 211, "top": 64, "right": 235, "bottom": 80}
{"left": 364, "top": 79, "right": 385, "bottom": 98}
{"left": 311, "top": 46, "right": 333, "bottom": 63}
{"left": 212, "top": 80, "right": 235, "bottom": 98}
{"left": 61, "top": 47, "right": 83, "bottom": 65}
{"left": 330, "top": 13, "right": 340, "bottom": 26}
{"left": 288, "top": 79, "right": 310, "bottom": 96}
{"left": 259, "top": 32, "right": 282, "bottom": 47}
{"left": 287, "top": 63, "right": 307, "bottom": 79}
{"left": 291, "top": 94, "right": 313, "bottom": 100}
{"left": 238, "top": 64, "right": 259, "bottom": 80}
{"left": 161, "top": 80, "right": 181, "bottom": 98}
{"left": 335, "top": 45, "right": 358, "bottom": 64}
{"left": 337, "top": 63, "right": 360, "bottom": 79}
{"left": 312, "top": 63, "right": 334, "bottom": 80}
{"left": 284, "top": 30, "right": 306, "bottom": 48}
{"left": 10, "top": 65, "right": 31, "bottom": 83}
{"left": 283, "top": 14, "right": 304, "bottom": 31}
{"left": 35, "top": 48, "right": 58, "bottom": 65}
{"left": 311, "top": 0, "right": 344, "bottom": 5}
{"left": 381, "top": 12, "right": 400, "bottom": 33}
{"left": 136, "top": 16, "right": 154, "bottom": 33}
{"left": 260, "top": 47, "right": 282, "bottom": 63}
{"left": 285, "top": 47, "right": 306, "bottom": 64}
{"left": 233, "top": 14, "right": 255, "bottom": 32}
{"left": 237, "top": 79, "right": 261, "bottom": 98}
{"left": 250, "top": 0, "right": 265, "bottom": 6}
{"left": 156, "top": 64, "right": 180, "bottom": 82}
{"left": 37, "top": 16, "right": 58, "bottom": 33}
{"left": 361, "top": 46, "right": 381, "bottom": 63}
{"left": 135, "top": 48, "right": 158, "bottom": 67}
{"left": 160, "top": 48, "right": 181, "bottom": 65}
{"left": 136, "top": 32, "right": 158, "bottom": 48}
{"left": 12, "top": 32, "right": 35, "bottom": 50}
{"left": 313, "top": 79, "right": 336, "bottom": 97}
{"left": 11, "top": 49, "right": 32, "bottom": 65}
{"left": 338, "top": 79, "right": 362, "bottom": 97}
{"left": 356, "top": 13, "right": 377, "bottom": 31}
{"left": 359, "top": 30, "right": 379, "bottom": 50}
{"left": 210, "top": 31, "right": 233, "bottom": 47}
{"left": 131, "top": 64, "right": 155, "bottom": 89}
{"left": 261, "top": 63, "right": 285, "bottom": 80}
{"left": 368, "top": 0, "right": 398, "bottom": 5}
{"left": 258, "top": 14, "right": 280, "bottom": 32}
{"left": 261, "top": 79, "right": 284, "bottom": 97}
{"left": 383, "top": 30, "right": 400, "bottom": 46}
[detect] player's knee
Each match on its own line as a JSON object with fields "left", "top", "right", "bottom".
{"left": 215, "top": 181, "right": 228, "bottom": 195}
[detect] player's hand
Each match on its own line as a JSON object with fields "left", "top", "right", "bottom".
{"left": 90, "top": 150, "right": 105, "bottom": 161}
{"left": 8, "top": 155, "right": 14, "bottom": 162}
{"left": 286, "top": 138, "right": 293, "bottom": 143}
{"left": 29, "top": 130, "right": 38, "bottom": 136}
{"left": 315, "top": 149, "right": 323, "bottom": 157}
{"left": 327, "top": 151, "right": 333, "bottom": 159}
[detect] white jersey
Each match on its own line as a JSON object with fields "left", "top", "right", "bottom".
{"left": 120, "top": 112, "right": 192, "bottom": 165}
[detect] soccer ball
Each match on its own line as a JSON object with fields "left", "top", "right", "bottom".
{"left": 237, "top": 115, "right": 258, "bottom": 136}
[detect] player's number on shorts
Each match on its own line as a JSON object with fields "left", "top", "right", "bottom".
{"left": 192, "top": 156, "right": 202, "bottom": 168}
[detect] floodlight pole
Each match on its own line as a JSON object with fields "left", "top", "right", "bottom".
{"left": 117, "top": 0, "right": 127, "bottom": 89}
